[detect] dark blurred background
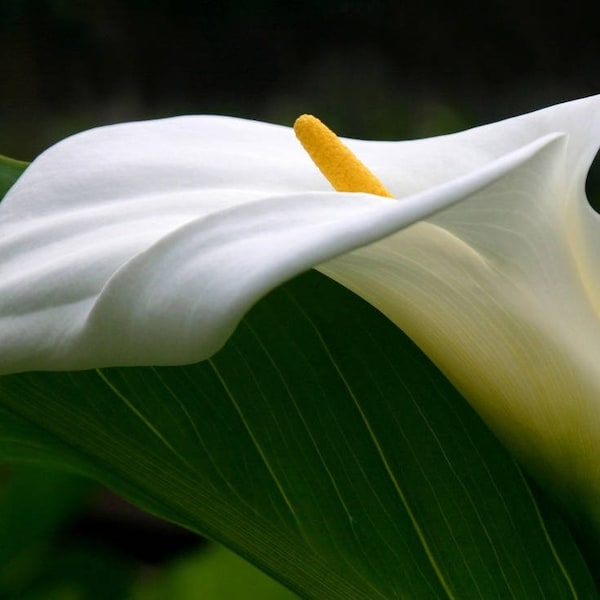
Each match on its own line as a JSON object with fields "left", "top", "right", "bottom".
{"left": 2, "top": 0, "right": 599, "bottom": 160}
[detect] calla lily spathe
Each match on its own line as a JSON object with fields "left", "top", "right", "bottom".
{"left": 2, "top": 95, "right": 600, "bottom": 523}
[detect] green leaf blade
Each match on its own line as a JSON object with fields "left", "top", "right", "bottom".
{"left": 0, "top": 155, "right": 28, "bottom": 200}
{"left": 0, "top": 272, "right": 595, "bottom": 599}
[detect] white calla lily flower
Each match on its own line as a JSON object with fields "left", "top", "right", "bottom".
{"left": 2, "top": 95, "right": 600, "bottom": 523}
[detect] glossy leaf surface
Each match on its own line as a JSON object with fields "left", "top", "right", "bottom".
{"left": 0, "top": 155, "right": 595, "bottom": 598}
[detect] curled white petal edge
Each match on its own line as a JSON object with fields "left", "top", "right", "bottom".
{"left": 0, "top": 132, "right": 563, "bottom": 374}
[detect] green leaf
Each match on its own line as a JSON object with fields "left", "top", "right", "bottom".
{"left": 132, "top": 543, "right": 298, "bottom": 600}
{"left": 0, "top": 271, "right": 595, "bottom": 599}
{"left": 0, "top": 154, "right": 28, "bottom": 199}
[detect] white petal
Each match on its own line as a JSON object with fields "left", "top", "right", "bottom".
{"left": 346, "top": 94, "right": 600, "bottom": 198}
{"left": 320, "top": 95, "right": 600, "bottom": 518}
{"left": 0, "top": 117, "right": 553, "bottom": 373}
